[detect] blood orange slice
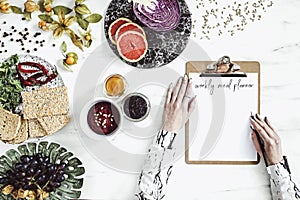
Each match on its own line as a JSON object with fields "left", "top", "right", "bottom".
{"left": 108, "top": 18, "right": 132, "bottom": 44}
{"left": 117, "top": 31, "right": 148, "bottom": 63}
{"left": 115, "top": 22, "right": 146, "bottom": 42}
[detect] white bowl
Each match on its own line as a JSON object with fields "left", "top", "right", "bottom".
{"left": 80, "top": 97, "right": 122, "bottom": 140}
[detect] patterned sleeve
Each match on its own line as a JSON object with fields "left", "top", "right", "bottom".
{"left": 134, "top": 130, "right": 177, "bottom": 200}
{"left": 267, "top": 156, "right": 300, "bottom": 200}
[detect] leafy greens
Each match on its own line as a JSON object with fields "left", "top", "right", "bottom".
{"left": 0, "top": 55, "right": 23, "bottom": 112}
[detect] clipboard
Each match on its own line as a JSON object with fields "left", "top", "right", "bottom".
{"left": 185, "top": 58, "right": 260, "bottom": 165}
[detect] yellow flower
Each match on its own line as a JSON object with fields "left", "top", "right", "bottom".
{"left": 0, "top": 0, "right": 11, "bottom": 13}
{"left": 25, "top": 190, "right": 36, "bottom": 200}
{"left": 24, "top": 0, "right": 39, "bottom": 13}
{"left": 1, "top": 185, "right": 14, "bottom": 195}
{"left": 17, "top": 189, "right": 29, "bottom": 199}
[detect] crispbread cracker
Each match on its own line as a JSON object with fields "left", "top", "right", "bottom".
{"left": 0, "top": 108, "right": 21, "bottom": 140}
{"left": 28, "top": 119, "right": 47, "bottom": 138}
{"left": 38, "top": 115, "right": 70, "bottom": 135}
{"left": 6, "top": 119, "right": 28, "bottom": 144}
{"left": 22, "top": 86, "right": 70, "bottom": 119}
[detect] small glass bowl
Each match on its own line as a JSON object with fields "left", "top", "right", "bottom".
{"left": 122, "top": 92, "right": 151, "bottom": 122}
{"left": 103, "top": 74, "right": 127, "bottom": 98}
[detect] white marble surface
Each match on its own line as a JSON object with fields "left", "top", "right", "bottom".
{"left": 1, "top": 0, "right": 300, "bottom": 199}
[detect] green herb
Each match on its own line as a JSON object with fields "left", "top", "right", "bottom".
{"left": 0, "top": 55, "right": 23, "bottom": 112}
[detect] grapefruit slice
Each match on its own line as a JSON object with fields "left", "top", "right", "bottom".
{"left": 108, "top": 18, "right": 132, "bottom": 44}
{"left": 117, "top": 31, "right": 148, "bottom": 63}
{"left": 115, "top": 22, "right": 146, "bottom": 42}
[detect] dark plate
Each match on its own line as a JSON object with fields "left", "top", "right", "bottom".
{"left": 104, "top": 0, "right": 192, "bottom": 68}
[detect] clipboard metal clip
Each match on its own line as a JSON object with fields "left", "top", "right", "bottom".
{"left": 201, "top": 56, "right": 246, "bottom": 77}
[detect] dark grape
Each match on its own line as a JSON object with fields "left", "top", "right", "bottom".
{"left": 20, "top": 155, "right": 31, "bottom": 163}
{"left": 2, "top": 153, "right": 68, "bottom": 195}
{"left": 27, "top": 168, "right": 35, "bottom": 176}
{"left": 20, "top": 163, "right": 30, "bottom": 171}
{"left": 0, "top": 177, "right": 8, "bottom": 184}
{"left": 6, "top": 170, "right": 13, "bottom": 177}
{"left": 49, "top": 174, "right": 57, "bottom": 181}
{"left": 44, "top": 157, "right": 50, "bottom": 163}
{"left": 56, "top": 174, "right": 65, "bottom": 182}
{"left": 15, "top": 163, "right": 23, "bottom": 170}
{"left": 58, "top": 163, "right": 67, "bottom": 170}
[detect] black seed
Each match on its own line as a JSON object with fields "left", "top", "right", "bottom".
{"left": 27, "top": 50, "right": 30, "bottom": 53}
{"left": 24, "top": 28, "right": 28, "bottom": 31}
{"left": 34, "top": 48, "right": 37, "bottom": 51}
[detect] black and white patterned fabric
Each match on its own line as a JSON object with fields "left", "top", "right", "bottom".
{"left": 267, "top": 157, "right": 300, "bottom": 200}
{"left": 134, "top": 130, "right": 176, "bottom": 200}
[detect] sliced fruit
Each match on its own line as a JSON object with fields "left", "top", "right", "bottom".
{"left": 117, "top": 31, "right": 148, "bottom": 63}
{"left": 115, "top": 22, "right": 146, "bottom": 42}
{"left": 108, "top": 17, "right": 132, "bottom": 44}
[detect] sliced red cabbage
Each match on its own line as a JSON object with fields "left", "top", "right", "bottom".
{"left": 133, "top": 0, "right": 181, "bottom": 32}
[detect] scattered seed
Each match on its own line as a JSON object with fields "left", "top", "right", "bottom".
{"left": 194, "top": 0, "right": 274, "bottom": 39}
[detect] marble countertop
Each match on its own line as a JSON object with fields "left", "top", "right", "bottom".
{"left": 1, "top": 0, "right": 300, "bottom": 199}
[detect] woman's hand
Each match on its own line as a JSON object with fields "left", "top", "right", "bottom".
{"left": 250, "top": 114, "right": 283, "bottom": 165}
{"left": 161, "top": 75, "right": 197, "bottom": 133}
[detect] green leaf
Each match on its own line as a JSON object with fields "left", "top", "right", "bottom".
{"left": 10, "top": 6, "right": 23, "bottom": 14}
{"left": 61, "top": 41, "right": 67, "bottom": 53}
{"left": 84, "top": 14, "right": 102, "bottom": 23}
{"left": 76, "top": 15, "right": 89, "bottom": 30}
{"left": 75, "top": 4, "right": 91, "bottom": 15}
{"left": 23, "top": 12, "right": 32, "bottom": 21}
{"left": 38, "top": 14, "right": 54, "bottom": 23}
{"left": 53, "top": 5, "right": 72, "bottom": 15}
{"left": 75, "top": 0, "right": 86, "bottom": 5}
{"left": 85, "top": 39, "right": 92, "bottom": 48}
{"left": 63, "top": 62, "right": 73, "bottom": 72}
{"left": 53, "top": 27, "right": 64, "bottom": 38}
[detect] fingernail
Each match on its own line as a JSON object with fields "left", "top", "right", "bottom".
{"left": 250, "top": 115, "right": 255, "bottom": 120}
{"left": 250, "top": 125, "right": 255, "bottom": 131}
{"left": 264, "top": 116, "right": 268, "bottom": 123}
{"left": 184, "top": 74, "right": 188, "bottom": 80}
{"left": 255, "top": 113, "right": 260, "bottom": 119}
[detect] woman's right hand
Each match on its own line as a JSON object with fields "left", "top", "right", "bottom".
{"left": 250, "top": 114, "right": 283, "bottom": 165}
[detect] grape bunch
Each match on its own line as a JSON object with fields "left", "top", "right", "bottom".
{"left": 0, "top": 153, "right": 67, "bottom": 199}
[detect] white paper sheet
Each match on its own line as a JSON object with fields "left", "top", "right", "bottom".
{"left": 188, "top": 73, "right": 258, "bottom": 162}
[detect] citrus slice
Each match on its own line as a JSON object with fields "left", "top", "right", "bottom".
{"left": 117, "top": 31, "right": 148, "bottom": 63}
{"left": 115, "top": 22, "right": 146, "bottom": 42}
{"left": 108, "top": 17, "right": 132, "bottom": 44}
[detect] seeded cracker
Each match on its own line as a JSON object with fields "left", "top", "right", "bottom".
{"left": 28, "top": 119, "right": 47, "bottom": 138}
{"left": 22, "top": 86, "right": 70, "bottom": 119}
{"left": 0, "top": 108, "right": 21, "bottom": 140}
{"left": 5, "top": 119, "right": 29, "bottom": 144}
{"left": 38, "top": 115, "right": 71, "bottom": 135}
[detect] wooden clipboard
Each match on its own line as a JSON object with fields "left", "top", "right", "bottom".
{"left": 185, "top": 61, "right": 260, "bottom": 165}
